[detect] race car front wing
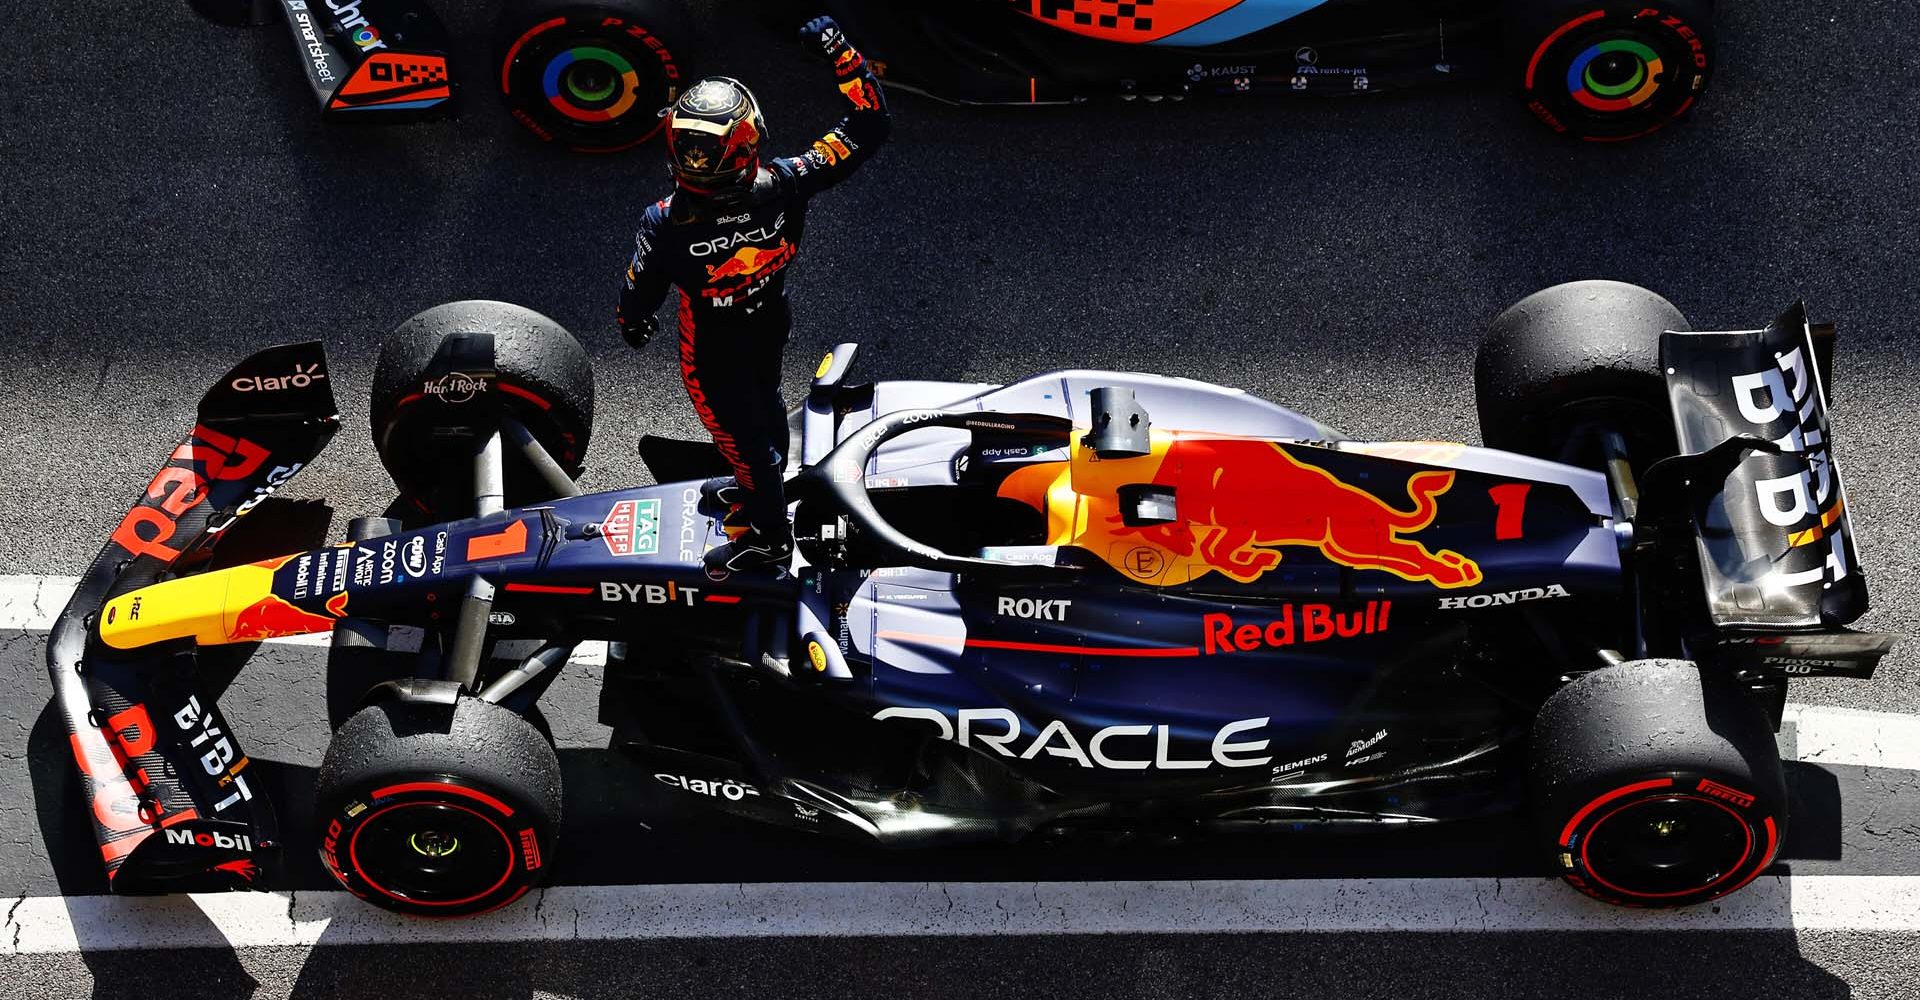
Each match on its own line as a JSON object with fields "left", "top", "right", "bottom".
{"left": 46, "top": 342, "right": 339, "bottom": 892}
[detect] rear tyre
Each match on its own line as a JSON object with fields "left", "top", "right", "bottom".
{"left": 1474, "top": 280, "right": 1686, "bottom": 465}
{"left": 1531, "top": 659, "right": 1785, "bottom": 908}
{"left": 495, "top": 0, "right": 694, "bottom": 153}
{"left": 1508, "top": 2, "right": 1715, "bottom": 141}
{"left": 316, "top": 696, "right": 562, "bottom": 918}
{"left": 370, "top": 300, "right": 595, "bottom": 520}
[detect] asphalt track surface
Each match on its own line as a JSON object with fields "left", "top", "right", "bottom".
{"left": 2, "top": 0, "right": 1918, "bottom": 997}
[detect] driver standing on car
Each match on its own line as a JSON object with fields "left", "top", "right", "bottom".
{"left": 617, "top": 15, "right": 891, "bottom": 573}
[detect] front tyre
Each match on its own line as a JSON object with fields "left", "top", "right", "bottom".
{"left": 1510, "top": 2, "right": 1715, "bottom": 141}
{"left": 370, "top": 300, "right": 595, "bottom": 520}
{"left": 1531, "top": 659, "right": 1785, "bottom": 908}
{"left": 316, "top": 697, "right": 562, "bottom": 917}
{"left": 496, "top": 0, "right": 694, "bottom": 153}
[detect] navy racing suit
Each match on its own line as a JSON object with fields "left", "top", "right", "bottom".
{"left": 617, "top": 40, "right": 890, "bottom": 543}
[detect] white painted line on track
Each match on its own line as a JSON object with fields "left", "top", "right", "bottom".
{"left": 1783, "top": 703, "right": 1920, "bottom": 772}
{"left": 5, "top": 876, "right": 1920, "bottom": 954}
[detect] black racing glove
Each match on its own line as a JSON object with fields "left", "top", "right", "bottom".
{"left": 801, "top": 15, "right": 850, "bottom": 62}
{"left": 620, "top": 314, "right": 658, "bottom": 350}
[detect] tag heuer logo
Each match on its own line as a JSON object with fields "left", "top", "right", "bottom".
{"left": 603, "top": 499, "right": 661, "bottom": 557}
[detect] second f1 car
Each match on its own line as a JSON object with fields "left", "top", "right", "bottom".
{"left": 195, "top": 0, "right": 1717, "bottom": 147}
{"left": 48, "top": 281, "right": 1891, "bottom": 916}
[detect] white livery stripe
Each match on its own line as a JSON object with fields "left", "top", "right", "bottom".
{"left": 6, "top": 876, "right": 1920, "bottom": 955}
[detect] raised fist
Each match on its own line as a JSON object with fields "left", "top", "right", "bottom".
{"left": 801, "top": 15, "right": 849, "bottom": 61}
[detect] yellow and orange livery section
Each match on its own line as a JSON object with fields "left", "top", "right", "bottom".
{"left": 995, "top": 430, "right": 1482, "bottom": 589}
{"left": 97, "top": 554, "right": 343, "bottom": 650}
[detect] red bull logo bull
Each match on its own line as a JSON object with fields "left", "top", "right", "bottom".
{"left": 837, "top": 77, "right": 880, "bottom": 111}
{"left": 999, "top": 432, "right": 1483, "bottom": 589}
{"left": 229, "top": 593, "right": 338, "bottom": 642}
{"left": 704, "top": 239, "right": 794, "bottom": 284}
{"left": 719, "top": 117, "right": 759, "bottom": 170}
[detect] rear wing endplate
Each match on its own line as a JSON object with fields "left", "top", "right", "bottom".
{"left": 1661, "top": 304, "right": 1897, "bottom": 677}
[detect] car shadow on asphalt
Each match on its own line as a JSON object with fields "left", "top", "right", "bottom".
{"left": 24, "top": 675, "right": 1868, "bottom": 1000}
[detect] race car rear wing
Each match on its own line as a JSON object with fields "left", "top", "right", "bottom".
{"left": 46, "top": 343, "right": 338, "bottom": 892}
{"left": 1659, "top": 303, "right": 1896, "bottom": 678}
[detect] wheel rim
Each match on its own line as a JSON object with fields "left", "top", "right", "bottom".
{"left": 349, "top": 800, "right": 517, "bottom": 907}
{"left": 1582, "top": 794, "right": 1753, "bottom": 899}
{"left": 1567, "top": 37, "right": 1665, "bottom": 113}
{"left": 542, "top": 44, "right": 644, "bottom": 123}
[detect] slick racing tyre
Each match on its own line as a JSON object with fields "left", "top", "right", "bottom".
{"left": 1474, "top": 280, "right": 1685, "bottom": 466}
{"left": 496, "top": 0, "right": 693, "bottom": 153}
{"left": 316, "top": 696, "right": 562, "bottom": 918}
{"left": 1508, "top": 2, "right": 1715, "bottom": 141}
{"left": 1531, "top": 659, "right": 1785, "bottom": 908}
{"left": 371, "top": 300, "right": 594, "bottom": 520}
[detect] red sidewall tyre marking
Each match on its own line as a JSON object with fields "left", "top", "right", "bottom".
{"left": 1579, "top": 793, "right": 1754, "bottom": 901}
{"left": 499, "top": 13, "right": 681, "bottom": 149}
{"left": 1521, "top": 7, "right": 1710, "bottom": 141}
{"left": 501, "top": 17, "right": 567, "bottom": 94}
{"left": 1721, "top": 815, "right": 1782, "bottom": 896}
{"left": 1526, "top": 9, "right": 1607, "bottom": 88}
{"left": 347, "top": 799, "right": 517, "bottom": 909}
{"left": 372, "top": 780, "right": 516, "bottom": 817}
{"left": 1558, "top": 777, "right": 1672, "bottom": 845}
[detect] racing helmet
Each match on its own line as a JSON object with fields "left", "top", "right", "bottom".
{"left": 665, "top": 77, "right": 766, "bottom": 195}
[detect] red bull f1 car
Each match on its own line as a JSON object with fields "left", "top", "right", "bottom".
{"left": 192, "top": 0, "right": 1714, "bottom": 150}
{"left": 48, "top": 281, "right": 1892, "bottom": 917}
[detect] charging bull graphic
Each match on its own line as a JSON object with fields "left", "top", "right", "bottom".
{"left": 999, "top": 433, "right": 1483, "bottom": 589}
{"left": 229, "top": 592, "right": 341, "bottom": 642}
{"left": 705, "top": 240, "right": 795, "bottom": 284}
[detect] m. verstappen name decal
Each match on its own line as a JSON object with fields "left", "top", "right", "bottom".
{"left": 602, "top": 499, "right": 661, "bottom": 556}
{"left": 1203, "top": 601, "right": 1389, "bottom": 654}
{"left": 875, "top": 707, "right": 1273, "bottom": 771}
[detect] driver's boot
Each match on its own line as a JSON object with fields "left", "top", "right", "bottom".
{"left": 698, "top": 476, "right": 746, "bottom": 517}
{"left": 703, "top": 526, "right": 794, "bottom": 574}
